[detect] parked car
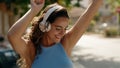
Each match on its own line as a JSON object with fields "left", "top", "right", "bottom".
{"left": 0, "top": 49, "right": 19, "bottom": 68}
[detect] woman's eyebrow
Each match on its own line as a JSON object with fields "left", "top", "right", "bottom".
{"left": 55, "top": 25, "right": 63, "bottom": 28}
{"left": 55, "top": 25, "right": 68, "bottom": 29}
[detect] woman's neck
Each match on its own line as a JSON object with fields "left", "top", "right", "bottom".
{"left": 41, "top": 35, "right": 55, "bottom": 47}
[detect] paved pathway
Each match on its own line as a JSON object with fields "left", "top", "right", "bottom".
{"left": 72, "top": 34, "right": 120, "bottom": 68}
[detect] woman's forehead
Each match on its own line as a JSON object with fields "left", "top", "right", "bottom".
{"left": 52, "top": 17, "right": 69, "bottom": 26}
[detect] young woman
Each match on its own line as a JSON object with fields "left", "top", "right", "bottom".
{"left": 7, "top": 0, "right": 103, "bottom": 68}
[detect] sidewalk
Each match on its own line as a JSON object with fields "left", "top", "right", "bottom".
{"left": 72, "top": 34, "right": 120, "bottom": 68}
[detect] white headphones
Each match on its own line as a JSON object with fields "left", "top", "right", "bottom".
{"left": 39, "top": 6, "right": 63, "bottom": 32}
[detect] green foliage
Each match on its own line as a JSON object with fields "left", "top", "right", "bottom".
{"left": 73, "top": 0, "right": 82, "bottom": 7}
{"left": 106, "top": 0, "right": 120, "bottom": 11}
{"left": 45, "top": 0, "right": 71, "bottom": 7}
{"left": 104, "top": 28, "right": 118, "bottom": 37}
{"left": 9, "top": 0, "right": 71, "bottom": 15}
{"left": 65, "top": 0, "right": 71, "bottom": 7}
{"left": 0, "top": 0, "right": 29, "bottom": 15}
{"left": 94, "top": 13, "right": 101, "bottom": 21}
{"left": 87, "top": 20, "right": 96, "bottom": 32}
{"left": 0, "top": 0, "right": 81, "bottom": 16}
{"left": 13, "top": 0, "right": 30, "bottom": 15}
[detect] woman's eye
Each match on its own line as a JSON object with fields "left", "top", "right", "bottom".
{"left": 56, "top": 27, "right": 62, "bottom": 31}
{"left": 65, "top": 27, "right": 69, "bottom": 30}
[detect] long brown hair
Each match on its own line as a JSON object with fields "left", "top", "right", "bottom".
{"left": 18, "top": 3, "right": 69, "bottom": 68}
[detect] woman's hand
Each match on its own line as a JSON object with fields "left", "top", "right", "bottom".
{"left": 90, "top": 0, "right": 103, "bottom": 4}
{"left": 30, "top": 0, "right": 45, "bottom": 14}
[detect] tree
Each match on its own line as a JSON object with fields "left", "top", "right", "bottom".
{"left": 0, "top": 0, "right": 72, "bottom": 16}
{"left": 106, "top": 0, "right": 120, "bottom": 36}
{"left": 0, "top": 0, "right": 29, "bottom": 15}
{"left": 74, "top": 0, "right": 82, "bottom": 7}
{"left": 106, "top": 0, "right": 120, "bottom": 12}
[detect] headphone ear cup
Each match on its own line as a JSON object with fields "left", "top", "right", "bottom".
{"left": 45, "top": 23, "right": 51, "bottom": 32}
{"left": 39, "top": 22, "right": 46, "bottom": 32}
{"left": 39, "top": 22, "right": 51, "bottom": 32}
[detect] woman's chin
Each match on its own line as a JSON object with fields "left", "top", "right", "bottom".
{"left": 55, "top": 39, "right": 61, "bottom": 43}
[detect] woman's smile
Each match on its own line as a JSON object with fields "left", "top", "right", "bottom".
{"left": 55, "top": 35, "right": 63, "bottom": 40}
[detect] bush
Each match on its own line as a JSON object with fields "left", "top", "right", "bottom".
{"left": 104, "top": 28, "right": 118, "bottom": 37}
{"left": 87, "top": 20, "right": 96, "bottom": 32}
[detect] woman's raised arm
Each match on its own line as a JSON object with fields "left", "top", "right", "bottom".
{"left": 7, "top": 0, "right": 44, "bottom": 56}
{"left": 62, "top": 0, "right": 103, "bottom": 53}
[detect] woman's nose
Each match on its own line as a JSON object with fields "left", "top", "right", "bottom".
{"left": 60, "top": 29, "right": 66, "bottom": 35}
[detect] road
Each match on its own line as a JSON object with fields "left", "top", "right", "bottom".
{"left": 72, "top": 34, "right": 120, "bottom": 68}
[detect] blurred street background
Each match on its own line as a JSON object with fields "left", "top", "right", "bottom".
{"left": 0, "top": 0, "right": 120, "bottom": 68}
{"left": 72, "top": 34, "right": 120, "bottom": 68}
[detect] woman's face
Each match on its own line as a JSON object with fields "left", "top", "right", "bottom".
{"left": 45, "top": 17, "right": 69, "bottom": 43}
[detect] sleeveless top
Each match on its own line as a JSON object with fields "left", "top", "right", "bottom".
{"left": 31, "top": 43, "right": 73, "bottom": 68}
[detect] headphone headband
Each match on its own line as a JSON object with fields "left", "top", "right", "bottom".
{"left": 42, "top": 5, "right": 63, "bottom": 23}
{"left": 39, "top": 5, "right": 63, "bottom": 32}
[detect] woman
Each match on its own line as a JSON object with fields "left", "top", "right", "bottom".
{"left": 7, "top": 0, "right": 103, "bottom": 68}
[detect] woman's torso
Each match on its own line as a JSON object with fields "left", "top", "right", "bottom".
{"left": 31, "top": 43, "right": 73, "bottom": 68}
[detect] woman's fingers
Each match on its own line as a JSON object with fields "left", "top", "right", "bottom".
{"left": 30, "top": 0, "right": 45, "bottom": 14}
{"left": 31, "top": 0, "right": 44, "bottom": 5}
{"left": 36, "top": 0, "right": 42, "bottom": 4}
{"left": 40, "top": 0, "right": 44, "bottom": 3}
{"left": 30, "top": 0, "right": 35, "bottom": 6}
